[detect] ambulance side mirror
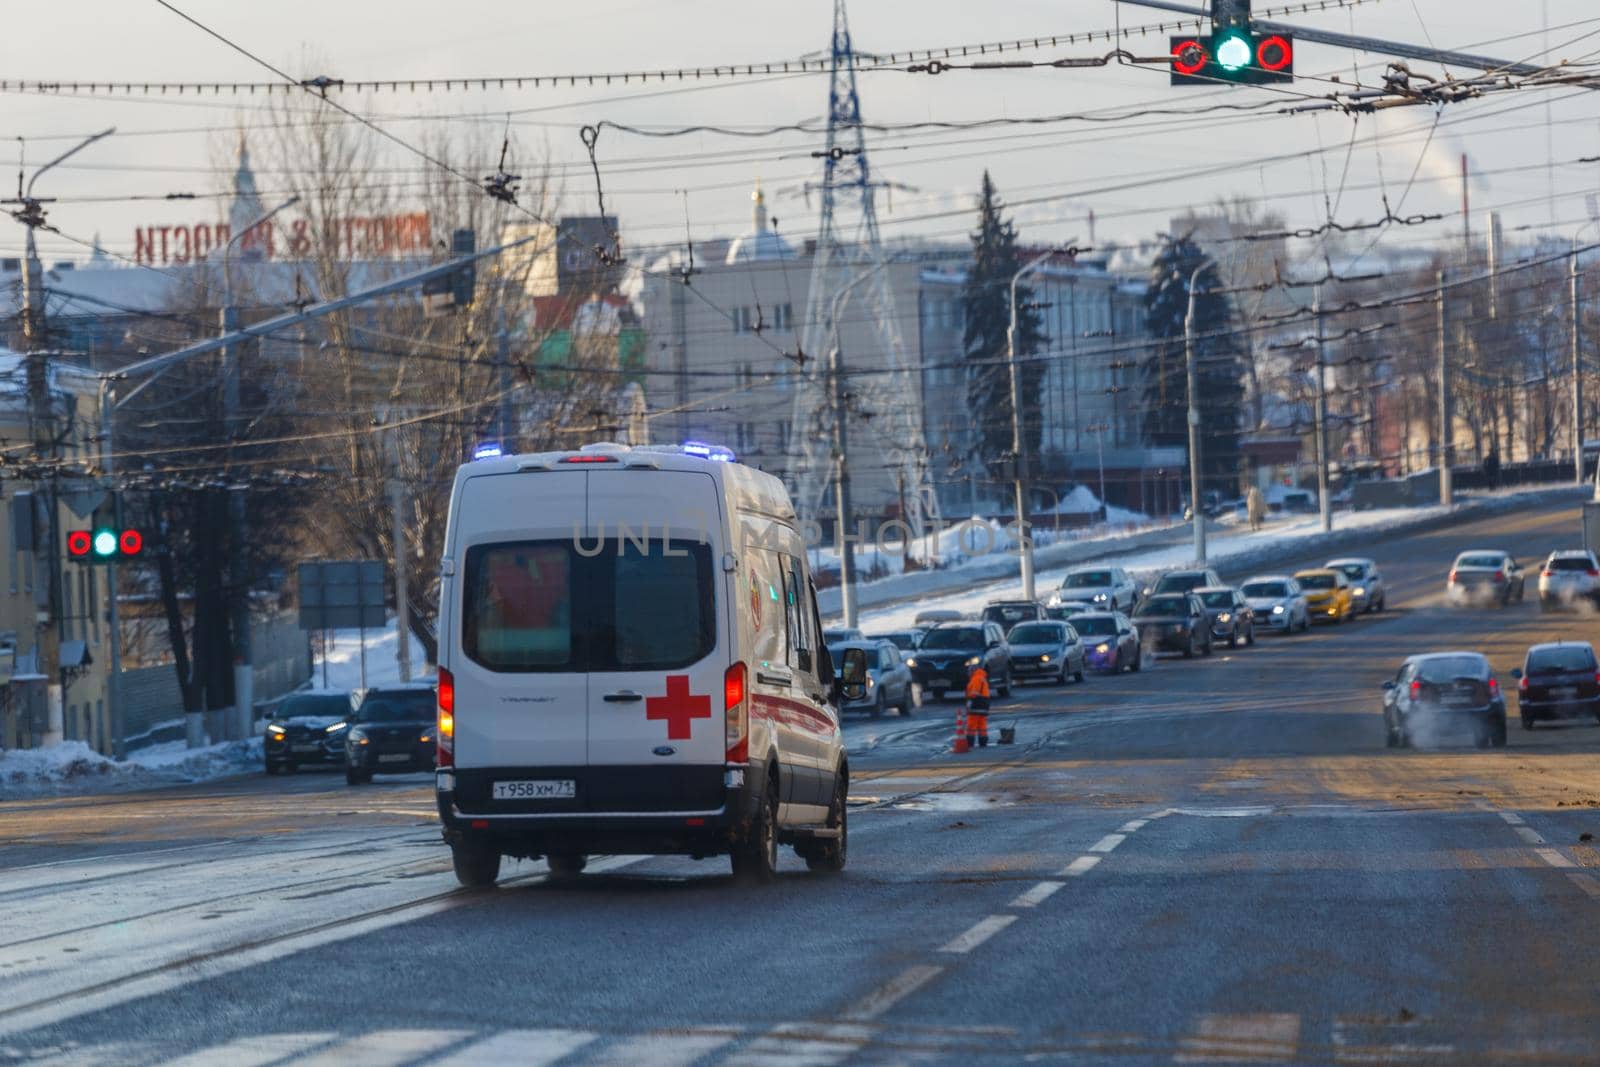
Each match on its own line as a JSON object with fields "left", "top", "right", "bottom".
{"left": 837, "top": 647, "right": 868, "bottom": 703}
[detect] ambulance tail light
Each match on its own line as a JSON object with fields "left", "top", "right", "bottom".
{"left": 724, "top": 661, "right": 748, "bottom": 764}
{"left": 437, "top": 667, "right": 455, "bottom": 768}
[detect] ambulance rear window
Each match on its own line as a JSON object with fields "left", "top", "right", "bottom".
{"left": 462, "top": 543, "right": 575, "bottom": 670}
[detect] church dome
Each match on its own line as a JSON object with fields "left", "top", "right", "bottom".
{"left": 724, "top": 181, "right": 796, "bottom": 265}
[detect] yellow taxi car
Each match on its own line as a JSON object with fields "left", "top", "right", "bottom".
{"left": 1293, "top": 568, "right": 1356, "bottom": 623}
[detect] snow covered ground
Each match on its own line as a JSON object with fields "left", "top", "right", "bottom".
{"left": 312, "top": 621, "right": 432, "bottom": 692}
{"left": 0, "top": 736, "right": 264, "bottom": 800}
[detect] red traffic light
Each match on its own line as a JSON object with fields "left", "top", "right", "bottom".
{"left": 67, "top": 530, "right": 92, "bottom": 557}
{"left": 1172, "top": 39, "right": 1209, "bottom": 77}
{"left": 66, "top": 528, "right": 143, "bottom": 562}
{"left": 120, "top": 529, "right": 144, "bottom": 556}
{"left": 1256, "top": 35, "right": 1292, "bottom": 72}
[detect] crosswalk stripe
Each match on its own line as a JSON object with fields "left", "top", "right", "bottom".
{"left": 1177, "top": 1013, "right": 1300, "bottom": 1062}
{"left": 720, "top": 1022, "right": 873, "bottom": 1067}
{"left": 1569, "top": 872, "right": 1600, "bottom": 899}
{"left": 585, "top": 1029, "right": 738, "bottom": 1066}
{"left": 162, "top": 1033, "right": 339, "bottom": 1067}
{"left": 1513, "top": 825, "right": 1546, "bottom": 845}
{"left": 425, "top": 1028, "right": 596, "bottom": 1066}
{"left": 1536, "top": 848, "right": 1576, "bottom": 868}
{"left": 290, "top": 1028, "right": 473, "bottom": 1066}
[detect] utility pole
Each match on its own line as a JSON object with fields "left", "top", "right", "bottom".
{"left": 4, "top": 127, "right": 114, "bottom": 749}
{"left": 1437, "top": 270, "right": 1454, "bottom": 507}
{"left": 1573, "top": 254, "right": 1586, "bottom": 485}
{"left": 1009, "top": 250, "right": 1053, "bottom": 601}
{"left": 495, "top": 295, "right": 514, "bottom": 450}
{"left": 830, "top": 340, "right": 857, "bottom": 628}
{"left": 220, "top": 195, "right": 296, "bottom": 742}
{"left": 1314, "top": 286, "right": 1332, "bottom": 533}
{"left": 390, "top": 475, "right": 412, "bottom": 684}
{"left": 1184, "top": 263, "right": 1208, "bottom": 564}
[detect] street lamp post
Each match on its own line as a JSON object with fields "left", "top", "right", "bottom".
{"left": 219, "top": 196, "right": 298, "bottom": 743}
{"left": 1183, "top": 261, "right": 1211, "bottom": 564}
{"left": 1009, "top": 249, "right": 1055, "bottom": 601}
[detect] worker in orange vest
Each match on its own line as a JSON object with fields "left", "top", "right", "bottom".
{"left": 964, "top": 662, "right": 991, "bottom": 748}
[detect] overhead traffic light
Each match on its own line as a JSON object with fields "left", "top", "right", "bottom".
{"left": 67, "top": 526, "right": 144, "bottom": 563}
{"left": 1169, "top": 30, "right": 1294, "bottom": 85}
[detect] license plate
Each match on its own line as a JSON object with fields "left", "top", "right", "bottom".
{"left": 931, "top": 676, "right": 951, "bottom": 688}
{"left": 493, "top": 779, "right": 576, "bottom": 800}
{"left": 378, "top": 753, "right": 411, "bottom": 764}
{"left": 1552, "top": 686, "right": 1578, "bottom": 699}
{"left": 291, "top": 744, "right": 322, "bottom": 754}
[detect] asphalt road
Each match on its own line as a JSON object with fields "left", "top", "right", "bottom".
{"left": 4, "top": 500, "right": 1600, "bottom": 1065}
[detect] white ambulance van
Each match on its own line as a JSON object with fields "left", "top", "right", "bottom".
{"left": 434, "top": 442, "right": 863, "bottom": 886}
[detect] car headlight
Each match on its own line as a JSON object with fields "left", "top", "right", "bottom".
{"left": 905, "top": 657, "right": 918, "bottom": 668}
{"left": 965, "top": 656, "right": 982, "bottom": 667}
{"left": 348, "top": 727, "right": 368, "bottom": 745}
{"left": 1217, "top": 612, "right": 1231, "bottom": 623}
{"left": 325, "top": 721, "right": 348, "bottom": 734}
{"left": 1353, "top": 586, "right": 1367, "bottom": 596}
{"left": 266, "top": 724, "right": 286, "bottom": 738}
{"left": 1272, "top": 605, "right": 1285, "bottom": 615}
{"left": 1096, "top": 643, "right": 1111, "bottom": 654}
{"left": 419, "top": 734, "right": 433, "bottom": 744}
{"left": 1040, "top": 654, "right": 1052, "bottom": 663}
{"left": 866, "top": 675, "right": 876, "bottom": 688}
{"left": 1092, "top": 593, "right": 1108, "bottom": 602}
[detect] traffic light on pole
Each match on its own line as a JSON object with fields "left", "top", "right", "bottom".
{"left": 67, "top": 526, "right": 143, "bottom": 563}
{"left": 1169, "top": 30, "right": 1293, "bottom": 85}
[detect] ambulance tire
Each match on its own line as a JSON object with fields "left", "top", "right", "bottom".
{"left": 732, "top": 774, "right": 779, "bottom": 884}
{"left": 805, "top": 773, "right": 848, "bottom": 875}
{"left": 451, "top": 842, "right": 501, "bottom": 888}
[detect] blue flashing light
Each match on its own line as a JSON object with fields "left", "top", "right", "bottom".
{"left": 682, "top": 440, "right": 736, "bottom": 463}
{"left": 471, "top": 440, "right": 505, "bottom": 461}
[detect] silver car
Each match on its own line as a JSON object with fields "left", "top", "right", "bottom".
{"left": 1056, "top": 566, "right": 1140, "bottom": 613}
{"left": 1005, "top": 620, "right": 1087, "bottom": 685}
{"left": 1326, "top": 557, "right": 1386, "bottom": 613}
{"left": 829, "top": 639, "right": 913, "bottom": 718}
{"left": 1537, "top": 550, "right": 1600, "bottom": 611}
{"left": 1239, "top": 575, "right": 1310, "bottom": 633}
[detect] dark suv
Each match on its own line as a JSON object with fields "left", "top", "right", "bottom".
{"left": 1133, "top": 593, "right": 1213, "bottom": 658}
{"left": 344, "top": 683, "right": 438, "bottom": 785}
{"left": 264, "top": 690, "right": 353, "bottom": 774}
{"left": 1513, "top": 642, "right": 1600, "bottom": 729}
{"left": 907, "top": 622, "right": 1011, "bottom": 702}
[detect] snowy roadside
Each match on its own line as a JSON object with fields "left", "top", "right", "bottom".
{"left": 0, "top": 736, "right": 264, "bottom": 800}
{"left": 849, "top": 484, "right": 1590, "bottom": 630}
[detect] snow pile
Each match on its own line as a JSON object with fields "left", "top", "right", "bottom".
{"left": 314, "top": 620, "right": 433, "bottom": 692}
{"left": 0, "top": 736, "right": 263, "bottom": 799}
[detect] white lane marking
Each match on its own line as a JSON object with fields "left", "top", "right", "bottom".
{"left": 1498, "top": 811, "right": 1525, "bottom": 826}
{"left": 722, "top": 1023, "right": 873, "bottom": 1067}
{"left": 426, "top": 1028, "right": 596, "bottom": 1066}
{"left": 0, "top": 856, "right": 641, "bottom": 1040}
{"left": 1060, "top": 855, "right": 1101, "bottom": 877}
{"left": 1088, "top": 833, "right": 1126, "bottom": 853}
{"left": 163, "top": 1033, "right": 339, "bottom": 1067}
{"left": 1169, "top": 806, "right": 1272, "bottom": 818}
{"left": 1568, "top": 873, "right": 1600, "bottom": 900}
{"left": 1330, "top": 1016, "right": 1454, "bottom": 1064}
{"left": 583, "top": 1028, "right": 738, "bottom": 1066}
{"left": 1119, "top": 819, "right": 1149, "bottom": 833}
{"left": 840, "top": 964, "right": 945, "bottom": 1022}
{"left": 1177, "top": 1013, "right": 1300, "bottom": 1062}
{"left": 1148, "top": 808, "right": 1178, "bottom": 819}
{"left": 1514, "top": 826, "right": 1546, "bottom": 846}
{"left": 292, "top": 1028, "right": 472, "bottom": 1066}
{"left": 1536, "top": 848, "right": 1577, "bottom": 868}
{"left": 939, "top": 914, "right": 1017, "bottom": 954}
{"left": 1011, "top": 880, "right": 1065, "bottom": 908}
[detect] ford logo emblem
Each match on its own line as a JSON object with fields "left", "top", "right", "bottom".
{"left": 652, "top": 745, "right": 675, "bottom": 757}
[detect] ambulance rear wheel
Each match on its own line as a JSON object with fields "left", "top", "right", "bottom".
{"left": 732, "top": 776, "right": 779, "bottom": 884}
{"left": 451, "top": 842, "right": 501, "bottom": 888}
{"left": 805, "top": 774, "right": 848, "bottom": 874}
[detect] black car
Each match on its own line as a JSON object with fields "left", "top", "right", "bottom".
{"left": 1072, "top": 612, "right": 1142, "bottom": 673}
{"left": 344, "top": 684, "right": 439, "bottom": 784}
{"left": 264, "top": 690, "right": 354, "bottom": 774}
{"left": 906, "top": 622, "right": 1011, "bottom": 702}
{"left": 1133, "top": 593, "right": 1213, "bottom": 658}
{"left": 1383, "top": 652, "right": 1507, "bottom": 749}
{"left": 1195, "top": 587, "right": 1256, "bottom": 648}
{"left": 1150, "top": 568, "right": 1223, "bottom": 598}
{"left": 1513, "top": 642, "right": 1600, "bottom": 729}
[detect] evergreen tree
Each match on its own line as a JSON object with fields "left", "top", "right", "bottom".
{"left": 963, "top": 172, "right": 1046, "bottom": 480}
{"left": 1141, "top": 234, "right": 1246, "bottom": 493}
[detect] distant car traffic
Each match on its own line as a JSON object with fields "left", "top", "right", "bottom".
{"left": 344, "top": 684, "right": 438, "bottom": 784}
{"left": 264, "top": 690, "right": 353, "bottom": 774}
{"left": 1071, "top": 612, "right": 1142, "bottom": 673}
{"left": 1294, "top": 568, "right": 1355, "bottom": 624}
{"left": 1513, "top": 642, "right": 1600, "bottom": 728}
{"left": 1005, "top": 620, "right": 1087, "bottom": 685}
{"left": 868, "top": 630, "right": 921, "bottom": 652}
{"left": 1447, "top": 550, "right": 1526, "bottom": 607}
{"left": 822, "top": 627, "right": 865, "bottom": 645}
{"left": 829, "top": 639, "right": 913, "bottom": 718}
{"left": 1326, "top": 557, "right": 1386, "bottom": 613}
{"left": 1133, "top": 593, "right": 1213, "bottom": 658}
{"left": 1195, "top": 587, "right": 1256, "bottom": 648}
{"left": 981, "top": 600, "right": 1046, "bottom": 629}
{"left": 1240, "top": 575, "right": 1310, "bottom": 633}
{"left": 1055, "top": 566, "right": 1140, "bottom": 613}
{"left": 907, "top": 622, "right": 1011, "bottom": 701}
{"left": 913, "top": 609, "right": 966, "bottom": 629}
{"left": 1044, "top": 599, "right": 1097, "bottom": 619}
{"left": 1383, "top": 652, "right": 1507, "bottom": 749}
{"left": 1151, "top": 568, "right": 1223, "bottom": 598}
{"left": 1537, "top": 550, "right": 1600, "bottom": 611}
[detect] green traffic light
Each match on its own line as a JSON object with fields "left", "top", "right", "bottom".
{"left": 1215, "top": 33, "right": 1252, "bottom": 72}
{"left": 92, "top": 529, "right": 118, "bottom": 558}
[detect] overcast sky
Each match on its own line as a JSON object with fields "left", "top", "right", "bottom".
{"left": 5, "top": 0, "right": 1598, "bottom": 268}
